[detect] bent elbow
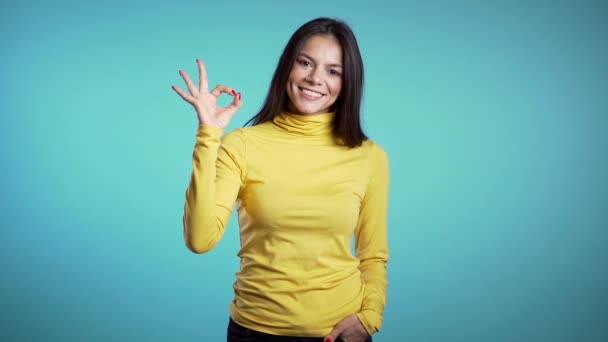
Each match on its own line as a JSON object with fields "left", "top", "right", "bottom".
{"left": 182, "top": 214, "right": 221, "bottom": 254}
{"left": 183, "top": 224, "right": 217, "bottom": 254}
{"left": 185, "top": 239, "right": 214, "bottom": 254}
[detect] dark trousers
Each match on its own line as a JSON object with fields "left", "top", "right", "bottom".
{"left": 227, "top": 317, "right": 372, "bottom": 342}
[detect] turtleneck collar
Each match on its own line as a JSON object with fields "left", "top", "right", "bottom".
{"left": 271, "top": 111, "right": 335, "bottom": 136}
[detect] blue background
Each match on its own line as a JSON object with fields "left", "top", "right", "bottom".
{"left": 1, "top": 0, "right": 606, "bottom": 341}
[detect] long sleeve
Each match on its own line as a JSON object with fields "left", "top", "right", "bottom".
{"left": 354, "top": 144, "right": 390, "bottom": 335}
{"left": 183, "top": 125, "right": 244, "bottom": 253}
{"left": 184, "top": 112, "right": 389, "bottom": 336}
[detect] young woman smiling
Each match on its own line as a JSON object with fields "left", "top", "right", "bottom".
{"left": 172, "top": 17, "right": 389, "bottom": 342}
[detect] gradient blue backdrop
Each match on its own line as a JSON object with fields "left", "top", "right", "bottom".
{"left": 1, "top": 0, "right": 606, "bottom": 341}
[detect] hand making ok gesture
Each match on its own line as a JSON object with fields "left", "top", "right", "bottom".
{"left": 171, "top": 59, "right": 242, "bottom": 129}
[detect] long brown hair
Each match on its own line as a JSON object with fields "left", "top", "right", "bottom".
{"left": 245, "top": 17, "right": 367, "bottom": 148}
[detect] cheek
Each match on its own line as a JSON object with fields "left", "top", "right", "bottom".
{"left": 289, "top": 72, "right": 303, "bottom": 90}
{"left": 329, "top": 79, "right": 342, "bottom": 96}
{"left": 289, "top": 66, "right": 304, "bottom": 80}
{"left": 286, "top": 72, "right": 299, "bottom": 93}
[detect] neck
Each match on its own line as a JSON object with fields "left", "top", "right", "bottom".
{"left": 271, "top": 111, "right": 335, "bottom": 137}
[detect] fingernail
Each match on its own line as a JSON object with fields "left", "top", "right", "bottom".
{"left": 238, "top": 92, "right": 241, "bottom": 100}
{"left": 324, "top": 338, "right": 332, "bottom": 342}
{"left": 196, "top": 59, "right": 199, "bottom": 63}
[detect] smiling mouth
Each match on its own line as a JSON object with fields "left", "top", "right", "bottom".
{"left": 299, "top": 87, "right": 325, "bottom": 99}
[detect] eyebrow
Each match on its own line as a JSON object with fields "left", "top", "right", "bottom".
{"left": 299, "top": 53, "right": 343, "bottom": 68}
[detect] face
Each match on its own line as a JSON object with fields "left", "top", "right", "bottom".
{"left": 286, "top": 34, "right": 343, "bottom": 115}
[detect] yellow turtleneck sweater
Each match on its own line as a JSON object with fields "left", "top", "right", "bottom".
{"left": 183, "top": 111, "right": 389, "bottom": 337}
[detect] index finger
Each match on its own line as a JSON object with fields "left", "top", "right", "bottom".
{"left": 196, "top": 59, "right": 209, "bottom": 93}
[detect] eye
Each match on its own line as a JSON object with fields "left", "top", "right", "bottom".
{"left": 297, "top": 59, "right": 312, "bottom": 67}
{"left": 329, "top": 69, "right": 341, "bottom": 76}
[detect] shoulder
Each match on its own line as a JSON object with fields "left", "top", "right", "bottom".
{"left": 221, "top": 127, "right": 244, "bottom": 143}
{"left": 224, "top": 122, "right": 274, "bottom": 141}
{"left": 360, "top": 140, "right": 389, "bottom": 194}
{"left": 361, "top": 139, "right": 389, "bottom": 165}
{"left": 219, "top": 128, "right": 248, "bottom": 158}
{"left": 220, "top": 123, "right": 275, "bottom": 153}
{"left": 359, "top": 139, "right": 389, "bottom": 184}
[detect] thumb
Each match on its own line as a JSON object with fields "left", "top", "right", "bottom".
{"left": 324, "top": 324, "right": 344, "bottom": 342}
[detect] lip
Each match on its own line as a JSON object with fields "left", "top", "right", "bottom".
{"left": 298, "top": 86, "right": 325, "bottom": 100}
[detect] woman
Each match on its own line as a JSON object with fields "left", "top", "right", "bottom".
{"left": 172, "top": 17, "right": 389, "bottom": 342}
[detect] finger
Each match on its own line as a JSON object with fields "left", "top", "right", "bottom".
{"left": 324, "top": 325, "right": 344, "bottom": 342}
{"left": 179, "top": 70, "right": 198, "bottom": 97}
{"left": 227, "top": 91, "right": 243, "bottom": 110}
{"left": 171, "top": 84, "right": 194, "bottom": 104}
{"left": 197, "top": 59, "right": 209, "bottom": 93}
{"left": 210, "top": 84, "right": 236, "bottom": 98}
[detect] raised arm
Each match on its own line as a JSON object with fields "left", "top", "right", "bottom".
{"left": 172, "top": 59, "right": 244, "bottom": 253}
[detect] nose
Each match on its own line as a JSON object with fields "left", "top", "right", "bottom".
{"left": 306, "top": 67, "right": 323, "bottom": 84}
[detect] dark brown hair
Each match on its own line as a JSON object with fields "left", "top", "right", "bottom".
{"left": 245, "top": 17, "right": 367, "bottom": 148}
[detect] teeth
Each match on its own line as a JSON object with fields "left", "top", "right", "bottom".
{"left": 302, "top": 88, "right": 323, "bottom": 97}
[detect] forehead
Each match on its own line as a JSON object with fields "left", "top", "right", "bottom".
{"left": 299, "top": 34, "right": 343, "bottom": 62}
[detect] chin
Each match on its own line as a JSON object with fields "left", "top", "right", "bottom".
{"left": 291, "top": 102, "right": 330, "bottom": 115}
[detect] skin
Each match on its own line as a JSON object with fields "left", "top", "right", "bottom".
{"left": 172, "top": 52, "right": 369, "bottom": 342}
{"left": 325, "top": 314, "right": 370, "bottom": 342}
{"left": 286, "top": 34, "right": 343, "bottom": 116}
{"left": 171, "top": 59, "right": 242, "bottom": 129}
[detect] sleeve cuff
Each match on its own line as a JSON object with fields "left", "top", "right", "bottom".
{"left": 197, "top": 124, "right": 224, "bottom": 136}
{"left": 356, "top": 309, "right": 383, "bottom": 336}
{"left": 195, "top": 125, "right": 224, "bottom": 146}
